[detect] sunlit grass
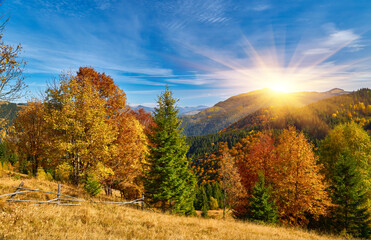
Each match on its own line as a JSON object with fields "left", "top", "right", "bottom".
{"left": 0, "top": 171, "right": 343, "bottom": 240}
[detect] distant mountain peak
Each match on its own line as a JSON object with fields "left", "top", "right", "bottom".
{"left": 326, "top": 88, "right": 346, "bottom": 94}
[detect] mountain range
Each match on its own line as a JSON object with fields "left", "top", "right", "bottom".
{"left": 182, "top": 88, "right": 349, "bottom": 136}
{"left": 132, "top": 105, "right": 208, "bottom": 116}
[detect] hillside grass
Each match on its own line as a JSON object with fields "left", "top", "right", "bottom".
{"left": 0, "top": 171, "right": 345, "bottom": 240}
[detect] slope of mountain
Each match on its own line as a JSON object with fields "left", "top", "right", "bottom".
{"left": 0, "top": 102, "right": 24, "bottom": 127}
{"left": 133, "top": 105, "right": 208, "bottom": 116}
{"left": 182, "top": 88, "right": 348, "bottom": 136}
{"left": 223, "top": 88, "right": 371, "bottom": 141}
{"left": 0, "top": 174, "right": 342, "bottom": 240}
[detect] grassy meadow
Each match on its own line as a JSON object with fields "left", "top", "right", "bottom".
{"left": 0, "top": 171, "right": 345, "bottom": 240}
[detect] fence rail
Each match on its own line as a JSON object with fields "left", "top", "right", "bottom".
{"left": 0, "top": 182, "right": 145, "bottom": 208}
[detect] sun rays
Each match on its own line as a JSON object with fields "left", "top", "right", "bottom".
{"left": 178, "top": 27, "right": 369, "bottom": 95}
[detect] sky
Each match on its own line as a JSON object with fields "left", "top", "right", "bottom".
{"left": 2, "top": 0, "right": 371, "bottom": 107}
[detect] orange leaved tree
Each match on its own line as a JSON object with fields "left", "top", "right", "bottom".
{"left": 274, "top": 127, "right": 330, "bottom": 225}
{"left": 77, "top": 67, "right": 147, "bottom": 197}
{"left": 44, "top": 74, "right": 117, "bottom": 185}
{"left": 8, "top": 101, "right": 47, "bottom": 176}
{"left": 232, "top": 128, "right": 330, "bottom": 225}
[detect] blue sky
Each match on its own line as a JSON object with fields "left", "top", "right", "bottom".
{"left": 2, "top": 0, "right": 371, "bottom": 106}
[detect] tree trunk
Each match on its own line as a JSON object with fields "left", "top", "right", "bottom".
{"left": 223, "top": 187, "right": 226, "bottom": 219}
{"left": 162, "top": 200, "right": 166, "bottom": 213}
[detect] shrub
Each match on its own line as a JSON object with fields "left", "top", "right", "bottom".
{"left": 209, "top": 196, "right": 219, "bottom": 210}
{"left": 37, "top": 167, "right": 53, "bottom": 181}
{"left": 83, "top": 175, "right": 102, "bottom": 197}
{"left": 55, "top": 162, "right": 72, "bottom": 182}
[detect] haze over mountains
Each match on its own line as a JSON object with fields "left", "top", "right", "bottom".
{"left": 132, "top": 105, "right": 208, "bottom": 116}
{"left": 182, "top": 88, "right": 349, "bottom": 136}
{"left": 0, "top": 88, "right": 356, "bottom": 138}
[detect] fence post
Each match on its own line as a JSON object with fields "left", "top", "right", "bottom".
{"left": 57, "top": 184, "right": 61, "bottom": 205}
{"left": 9, "top": 182, "right": 24, "bottom": 199}
{"left": 142, "top": 194, "right": 144, "bottom": 210}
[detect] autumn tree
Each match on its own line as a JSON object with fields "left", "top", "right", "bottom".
{"left": 0, "top": 19, "right": 26, "bottom": 101}
{"left": 274, "top": 127, "right": 330, "bottom": 226}
{"left": 77, "top": 67, "right": 147, "bottom": 196}
{"left": 232, "top": 128, "right": 330, "bottom": 225}
{"left": 131, "top": 107, "right": 155, "bottom": 134}
{"left": 192, "top": 152, "right": 221, "bottom": 185}
{"left": 231, "top": 131, "right": 276, "bottom": 195}
{"left": 144, "top": 86, "right": 195, "bottom": 214}
{"left": 218, "top": 142, "right": 246, "bottom": 218}
{"left": 44, "top": 74, "right": 117, "bottom": 185}
{"left": 7, "top": 101, "right": 47, "bottom": 176}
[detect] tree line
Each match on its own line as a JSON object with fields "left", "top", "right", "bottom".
{"left": 191, "top": 122, "right": 371, "bottom": 238}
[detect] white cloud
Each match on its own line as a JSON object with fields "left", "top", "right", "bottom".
{"left": 304, "top": 28, "right": 363, "bottom": 56}
{"left": 323, "top": 30, "right": 359, "bottom": 47}
{"left": 167, "top": 78, "right": 213, "bottom": 85}
{"left": 303, "top": 48, "right": 332, "bottom": 55}
{"left": 252, "top": 4, "right": 271, "bottom": 11}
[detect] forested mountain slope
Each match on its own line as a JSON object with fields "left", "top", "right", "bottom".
{"left": 182, "top": 88, "right": 347, "bottom": 136}
{"left": 0, "top": 102, "right": 24, "bottom": 128}
{"left": 223, "top": 88, "right": 371, "bottom": 141}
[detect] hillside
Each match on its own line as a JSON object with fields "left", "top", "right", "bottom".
{"left": 133, "top": 105, "right": 208, "bottom": 116}
{"left": 0, "top": 173, "right": 342, "bottom": 240}
{"left": 223, "top": 88, "right": 371, "bottom": 141}
{"left": 182, "top": 88, "right": 347, "bottom": 136}
{"left": 0, "top": 102, "right": 24, "bottom": 127}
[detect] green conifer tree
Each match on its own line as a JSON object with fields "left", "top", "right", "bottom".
{"left": 248, "top": 172, "right": 277, "bottom": 223}
{"left": 206, "top": 183, "right": 213, "bottom": 201}
{"left": 212, "top": 182, "right": 224, "bottom": 208}
{"left": 144, "top": 86, "right": 196, "bottom": 215}
{"left": 194, "top": 185, "right": 204, "bottom": 210}
{"left": 330, "top": 154, "right": 371, "bottom": 238}
{"left": 201, "top": 187, "right": 209, "bottom": 217}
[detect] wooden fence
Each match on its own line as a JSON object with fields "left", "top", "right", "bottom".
{"left": 0, "top": 182, "right": 147, "bottom": 209}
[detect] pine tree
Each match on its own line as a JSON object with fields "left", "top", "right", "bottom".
{"left": 330, "top": 154, "right": 371, "bottom": 238}
{"left": 212, "top": 182, "right": 224, "bottom": 208}
{"left": 201, "top": 187, "right": 209, "bottom": 217}
{"left": 206, "top": 183, "right": 213, "bottom": 201}
{"left": 194, "top": 185, "right": 203, "bottom": 210}
{"left": 144, "top": 86, "right": 195, "bottom": 215}
{"left": 248, "top": 172, "right": 277, "bottom": 223}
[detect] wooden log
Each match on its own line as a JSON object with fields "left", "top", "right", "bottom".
{"left": 32, "top": 198, "right": 59, "bottom": 205}
{"left": 0, "top": 190, "right": 34, "bottom": 198}
{"left": 6, "top": 199, "right": 59, "bottom": 203}
{"left": 58, "top": 198, "right": 83, "bottom": 202}
{"left": 58, "top": 204, "right": 80, "bottom": 206}
{"left": 12, "top": 187, "right": 77, "bottom": 199}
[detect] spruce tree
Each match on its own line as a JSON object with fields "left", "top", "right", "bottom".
{"left": 248, "top": 173, "right": 277, "bottom": 223}
{"left": 144, "top": 86, "right": 196, "bottom": 215}
{"left": 330, "top": 154, "right": 371, "bottom": 238}
{"left": 212, "top": 182, "right": 224, "bottom": 208}
{"left": 201, "top": 187, "right": 209, "bottom": 217}
{"left": 194, "top": 185, "right": 203, "bottom": 210}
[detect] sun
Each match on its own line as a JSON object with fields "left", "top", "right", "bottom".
{"left": 270, "top": 83, "right": 292, "bottom": 93}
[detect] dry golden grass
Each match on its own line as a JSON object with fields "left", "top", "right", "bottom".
{"left": 0, "top": 171, "right": 344, "bottom": 240}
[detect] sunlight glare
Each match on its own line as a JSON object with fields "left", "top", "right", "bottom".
{"left": 270, "top": 83, "right": 291, "bottom": 93}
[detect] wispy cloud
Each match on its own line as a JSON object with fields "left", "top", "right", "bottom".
{"left": 304, "top": 28, "right": 362, "bottom": 56}
{"left": 5, "top": 0, "right": 371, "bottom": 107}
{"left": 251, "top": 4, "right": 271, "bottom": 11}
{"left": 167, "top": 78, "right": 213, "bottom": 85}
{"left": 158, "top": 0, "right": 229, "bottom": 31}
{"left": 167, "top": 24, "right": 371, "bottom": 93}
